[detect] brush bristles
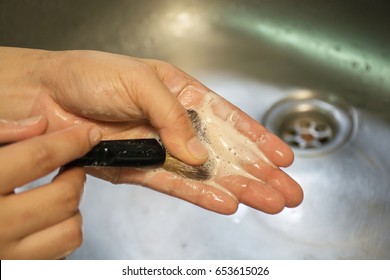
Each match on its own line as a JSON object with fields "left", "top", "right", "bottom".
{"left": 160, "top": 109, "right": 212, "bottom": 181}
{"left": 162, "top": 153, "right": 211, "bottom": 181}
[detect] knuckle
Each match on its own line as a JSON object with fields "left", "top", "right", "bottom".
{"left": 129, "top": 61, "right": 153, "bottom": 80}
{"left": 167, "top": 106, "right": 191, "bottom": 129}
{"left": 59, "top": 182, "right": 83, "bottom": 213}
{"left": 157, "top": 60, "right": 176, "bottom": 74}
{"left": 63, "top": 214, "right": 83, "bottom": 250}
{"left": 32, "top": 142, "right": 58, "bottom": 174}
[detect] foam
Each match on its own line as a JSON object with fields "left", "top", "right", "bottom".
{"left": 188, "top": 93, "right": 278, "bottom": 199}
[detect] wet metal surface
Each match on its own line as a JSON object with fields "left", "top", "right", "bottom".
{"left": 1, "top": 0, "right": 390, "bottom": 259}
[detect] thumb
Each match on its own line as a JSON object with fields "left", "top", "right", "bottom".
{"left": 137, "top": 78, "right": 208, "bottom": 166}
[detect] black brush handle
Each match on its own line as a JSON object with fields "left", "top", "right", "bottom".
{"left": 66, "top": 139, "right": 166, "bottom": 167}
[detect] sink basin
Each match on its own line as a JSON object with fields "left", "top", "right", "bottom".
{"left": 2, "top": 0, "right": 390, "bottom": 259}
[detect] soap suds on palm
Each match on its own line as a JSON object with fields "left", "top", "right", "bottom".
{"left": 190, "top": 93, "right": 278, "bottom": 185}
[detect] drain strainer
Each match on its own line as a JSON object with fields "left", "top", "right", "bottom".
{"left": 262, "top": 90, "right": 358, "bottom": 156}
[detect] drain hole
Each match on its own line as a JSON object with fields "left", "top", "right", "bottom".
{"left": 262, "top": 91, "right": 357, "bottom": 156}
{"left": 280, "top": 114, "right": 335, "bottom": 149}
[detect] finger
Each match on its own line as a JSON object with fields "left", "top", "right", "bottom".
{"left": 139, "top": 171, "right": 239, "bottom": 214}
{"left": 88, "top": 167, "right": 239, "bottom": 215}
{"left": 133, "top": 65, "right": 208, "bottom": 165}
{"left": 216, "top": 175, "right": 286, "bottom": 214}
{"left": 0, "top": 168, "right": 85, "bottom": 240}
{"left": 7, "top": 212, "right": 83, "bottom": 259}
{"left": 0, "top": 115, "right": 48, "bottom": 144}
{"left": 234, "top": 114, "right": 294, "bottom": 167}
{"left": 210, "top": 94, "right": 295, "bottom": 167}
{"left": 243, "top": 162, "right": 304, "bottom": 208}
{"left": 0, "top": 124, "right": 102, "bottom": 194}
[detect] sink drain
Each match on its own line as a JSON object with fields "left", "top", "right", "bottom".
{"left": 262, "top": 90, "right": 358, "bottom": 156}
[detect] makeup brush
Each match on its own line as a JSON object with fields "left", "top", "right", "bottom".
{"left": 66, "top": 138, "right": 211, "bottom": 181}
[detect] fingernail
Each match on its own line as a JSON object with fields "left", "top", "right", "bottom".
{"left": 89, "top": 127, "right": 102, "bottom": 146}
{"left": 187, "top": 137, "right": 209, "bottom": 161}
{"left": 17, "top": 115, "right": 43, "bottom": 126}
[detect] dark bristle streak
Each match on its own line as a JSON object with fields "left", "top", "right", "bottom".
{"left": 187, "top": 109, "right": 202, "bottom": 131}
{"left": 187, "top": 109, "right": 208, "bottom": 142}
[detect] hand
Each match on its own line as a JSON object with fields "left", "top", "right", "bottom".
{"left": 87, "top": 80, "right": 304, "bottom": 214}
{"left": 1, "top": 47, "right": 303, "bottom": 215}
{"left": 0, "top": 116, "right": 102, "bottom": 259}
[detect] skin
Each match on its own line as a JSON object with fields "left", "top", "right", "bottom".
{"left": 0, "top": 47, "right": 303, "bottom": 259}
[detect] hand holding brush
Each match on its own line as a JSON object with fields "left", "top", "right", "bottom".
{"left": 1, "top": 47, "right": 302, "bottom": 215}
{"left": 0, "top": 47, "right": 303, "bottom": 259}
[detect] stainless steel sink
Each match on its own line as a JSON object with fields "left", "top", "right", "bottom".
{"left": 2, "top": 0, "right": 390, "bottom": 259}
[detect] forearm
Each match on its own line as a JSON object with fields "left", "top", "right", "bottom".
{"left": 0, "top": 47, "right": 48, "bottom": 119}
